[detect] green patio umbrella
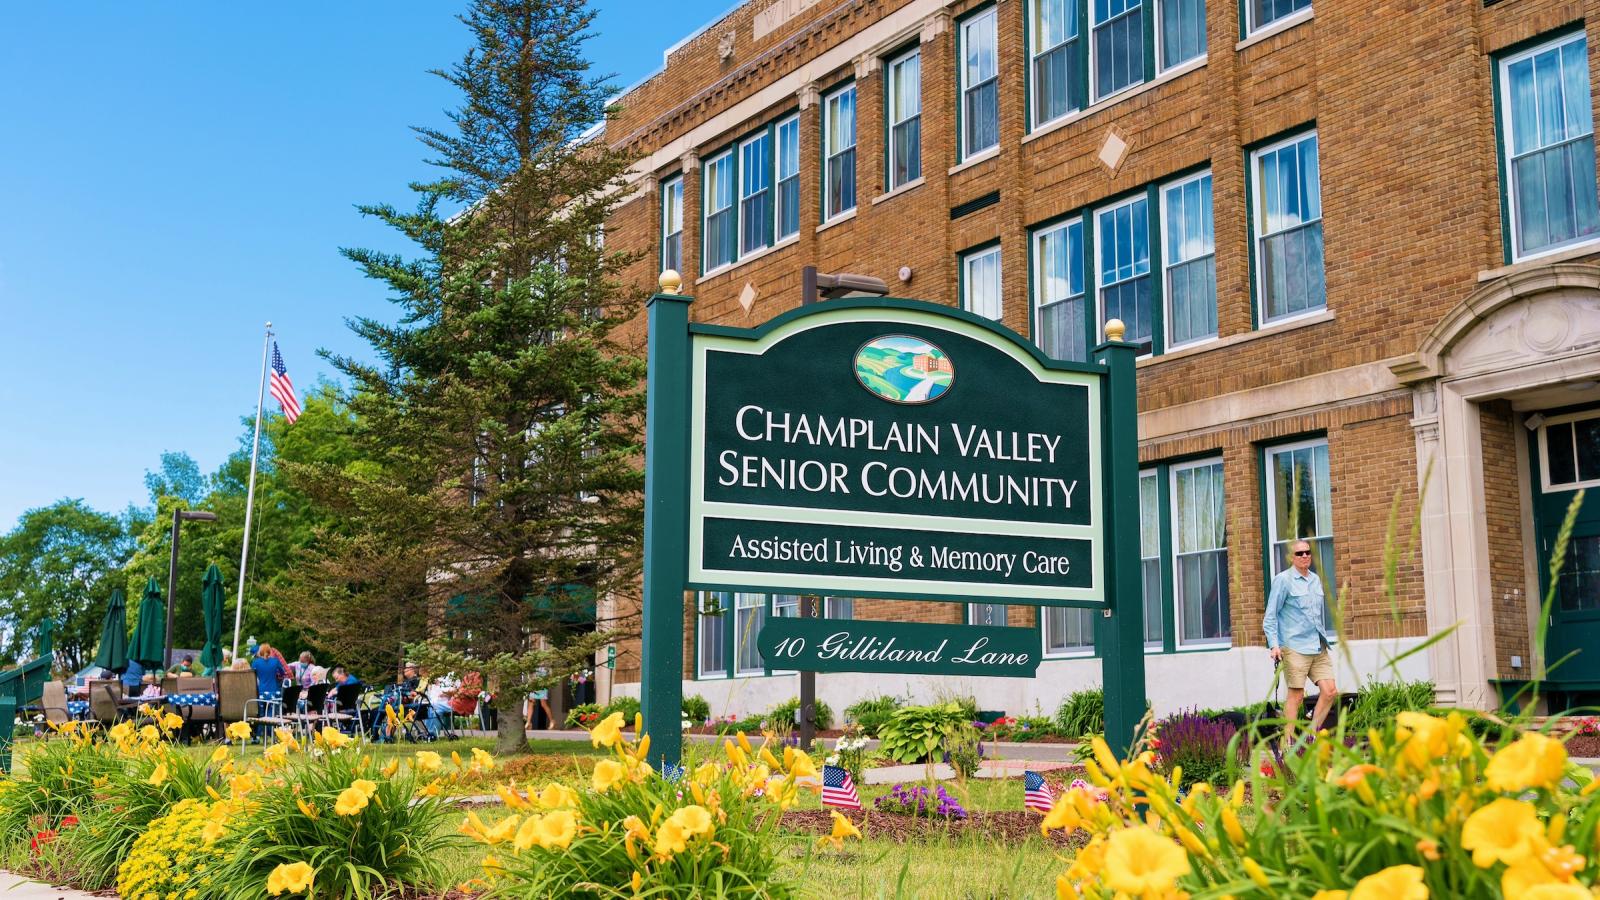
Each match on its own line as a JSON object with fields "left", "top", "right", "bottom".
{"left": 129, "top": 576, "right": 167, "bottom": 670}
{"left": 91, "top": 588, "right": 129, "bottom": 674}
{"left": 199, "top": 564, "right": 224, "bottom": 674}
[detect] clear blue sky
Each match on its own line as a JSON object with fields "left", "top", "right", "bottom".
{"left": 0, "top": 1, "right": 730, "bottom": 530}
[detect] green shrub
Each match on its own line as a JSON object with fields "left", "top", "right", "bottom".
{"left": 563, "top": 702, "right": 602, "bottom": 729}
{"left": 602, "top": 695, "right": 641, "bottom": 723}
{"left": 1344, "top": 679, "right": 1436, "bottom": 732}
{"left": 877, "top": 702, "right": 970, "bottom": 763}
{"left": 1055, "top": 688, "right": 1105, "bottom": 737}
{"left": 844, "top": 694, "right": 904, "bottom": 737}
{"left": 681, "top": 694, "right": 711, "bottom": 724}
{"left": 767, "top": 696, "right": 834, "bottom": 730}
{"left": 714, "top": 716, "right": 767, "bottom": 735}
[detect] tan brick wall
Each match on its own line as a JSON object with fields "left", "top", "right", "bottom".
{"left": 1481, "top": 401, "right": 1532, "bottom": 680}
{"left": 601, "top": 0, "right": 1600, "bottom": 685}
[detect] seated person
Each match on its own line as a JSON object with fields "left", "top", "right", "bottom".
{"left": 120, "top": 659, "right": 145, "bottom": 692}
{"left": 398, "top": 662, "right": 436, "bottom": 736}
{"left": 425, "top": 672, "right": 458, "bottom": 737}
{"left": 168, "top": 654, "right": 198, "bottom": 676}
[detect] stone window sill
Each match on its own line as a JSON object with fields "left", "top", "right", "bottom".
{"left": 815, "top": 208, "right": 858, "bottom": 234}
{"left": 1022, "top": 57, "right": 1206, "bottom": 146}
{"left": 694, "top": 235, "right": 800, "bottom": 285}
{"left": 1135, "top": 308, "right": 1335, "bottom": 368}
{"left": 1236, "top": 8, "right": 1313, "bottom": 52}
{"left": 948, "top": 147, "right": 999, "bottom": 177}
{"left": 872, "top": 176, "right": 926, "bottom": 205}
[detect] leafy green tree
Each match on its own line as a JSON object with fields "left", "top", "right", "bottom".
{"left": 0, "top": 499, "right": 140, "bottom": 672}
{"left": 274, "top": 0, "right": 645, "bottom": 753}
{"left": 143, "top": 452, "right": 209, "bottom": 506}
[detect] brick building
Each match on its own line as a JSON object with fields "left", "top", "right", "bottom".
{"left": 590, "top": 0, "right": 1600, "bottom": 717}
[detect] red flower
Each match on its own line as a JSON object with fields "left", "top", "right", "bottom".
{"left": 1260, "top": 762, "right": 1276, "bottom": 777}
{"left": 59, "top": 816, "right": 79, "bottom": 829}
{"left": 31, "top": 830, "right": 57, "bottom": 853}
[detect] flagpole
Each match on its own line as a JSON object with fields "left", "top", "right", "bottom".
{"left": 233, "top": 323, "right": 272, "bottom": 661}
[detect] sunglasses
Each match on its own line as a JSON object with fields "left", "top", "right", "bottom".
{"left": 1293, "top": 550, "right": 1312, "bottom": 557}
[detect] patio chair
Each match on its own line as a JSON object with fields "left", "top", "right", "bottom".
{"left": 171, "top": 676, "right": 218, "bottom": 740}
{"left": 39, "top": 680, "right": 71, "bottom": 731}
{"left": 215, "top": 670, "right": 253, "bottom": 726}
{"left": 327, "top": 682, "right": 365, "bottom": 735}
{"left": 246, "top": 684, "right": 297, "bottom": 743}
{"left": 285, "top": 683, "right": 331, "bottom": 738}
{"left": 88, "top": 680, "right": 125, "bottom": 725}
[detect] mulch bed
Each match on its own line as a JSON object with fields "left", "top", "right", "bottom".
{"left": 1565, "top": 733, "right": 1600, "bottom": 757}
{"left": 779, "top": 809, "right": 1085, "bottom": 847}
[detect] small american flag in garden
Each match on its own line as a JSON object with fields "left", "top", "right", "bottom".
{"left": 660, "top": 761, "right": 685, "bottom": 783}
{"left": 269, "top": 342, "right": 301, "bottom": 424}
{"left": 821, "top": 765, "right": 861, "bottom": 810}
{"left": 1024, "top": 770, "right": 1056, "bottom": 813}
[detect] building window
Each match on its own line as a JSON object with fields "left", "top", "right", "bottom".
{"left": 661, "top": 177, "right": 683, "bottom": 274}
{"left": 1500, "top": 32, "right": 1600, "bottom": 261}
{"left": 962, "top": 244, "right": 1003, "bottom": 320}
{"left": 1092, "top": 0, "right": 1145, "bottom": 101}
{"left": 1172, "top": 458, "right": 1229, "bottom": 646}
{"left": 1540, "top": 411, "right": 1600, "bottom": 491}
{"left": 970, "top": 602, "right": 1008, "bottom": 626}
{"left": 1034, "top": 218, "right": 1088, "bottom": 361}
{"left": 739, "top": 132, "right": 772, "bottom": 257}
{"left": 698, "top": 592, "right": 728, "bottom": 678}
{"left": 825, "top": 597, "right": 854, "bottom": 618}
{"left": 824, "top": 85, "right": 857, "bottom": 221}
{"left": 1157, "top": 0, "right": 1205, "bottom": 70}
{"left": 1043, "top": 606, "right": 1096, "bottom": 655}
{"left": 960, "top": 8, "right": 1000, "bottom": 159}
{"left": 1030, "top": 0, "right": 1081, "bottom": 128}
{"left": 1161, "top": 170, "right": 1216, "bottom": 347}
{"left": 1247, "top": 0, "right": 1309, "bottom": 34}
{"left": 1251, "top": 130, "right": 1324, "bottom": 324}
{"left": 1264, "top": 439, "right": 1335, "bottom": 624}
{"left": 776, "top": 116, "right": 801, "bottom": 240}
{"left": 735, "top": 592, "right": 768, "bottom": 676}
{"left": 887, "top": 50, "right": 922, "bottom": 189}
{"left": 703, "top": 151, "right": 736, "bottom": 271}
{"left": 1139, "top": 469, "right": 1163, "bottom": 648}
{"left": 1095, "top": 193, "right": 1153, "bottom": 355}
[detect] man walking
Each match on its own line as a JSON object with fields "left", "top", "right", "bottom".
{"left": 1263, "top": 539, "right": 1337, "bottom": 738}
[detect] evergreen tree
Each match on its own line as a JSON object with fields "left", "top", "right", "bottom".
{"left": 274, "top": 0, "right": 644, "bottom": 753}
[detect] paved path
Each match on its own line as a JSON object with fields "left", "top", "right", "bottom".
{"left": 510, "top": 727, "right": 1082, "bottom": 762}
{"left": 1, "top": 871, "right": 102, "bottom": 899}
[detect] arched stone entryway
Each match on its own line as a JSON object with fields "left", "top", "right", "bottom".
{"left": 1392, "top": 263, "right": 1600, "bottom": 709}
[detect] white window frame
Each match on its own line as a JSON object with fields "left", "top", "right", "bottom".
{"left": 737, "top": 130, "right": 773, "bottom": 259}
{"left": 1154, "top": 0, "right": 1207, "bottom": 74}
{"left": 734, "top": 592, "right": 769, "bottom": 677}
{"left": 1262, "top": 438, "right": 1336, "bottom": 628}
{"left": 1250, "top": 129, "right": 1325, "bottom": 326}
{"left": 1139, "top": 468, "right": 1164, "bottom": 651}
{"left": 1093, "top": 192, "right": 1152, "bottom": 354}
{"left": 1090, "top": 0, "right": 1146, "bottom": 104}
{"left": 697, "top": 592, "right": 728, "bottom": 679}
{"left": 1170, "top": 456, "right": 1230, "bottom": 649}
{"left": 775, "top": 114, "right": 801, "bottom": 241}
{"left": 962, "top": 244, "right": 1003, "bottom": 321}
{"left": 661, "top": 176, "right": 684, "bottom": 274}
{"left": 968, "top": 602, "right": 1009, "bottom": 626}
{"left": 1499, "top": 32, "right": 1600, "bottom": 263}
{"left": 1158, "top": 169, "right": 1217, "bottom": 350}
{"left": 959, "top": 7, "right": 1000, "bottom": 161}
{"left": 886, "top": 49, "right": 922, "bottom": 190}
{"left": 824, "top": 597, "right": 854, "bottom": 618}
{"left": 1028, "top": 0, "right": 1080, "bottom": 130}
{"left": 1538, "top": 409, "right": 1600, "bottom": 492}
{"left": 1033, "top": 216, "right": 1087, "bottom": 361}
{"left": 1042, "top": 606, "right": 1097, "bottom": 658}
{"left": 823, "top": 85, "right": 858, "bottom": 222}
{"left": 1245, "top": 0, "right": 1311, "bottom": 37}
{"left": 702, "top": 149, "right": 737, "bottom": 274}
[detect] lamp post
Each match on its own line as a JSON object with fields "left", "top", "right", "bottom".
{"left": 165, "top": 509, "right": 218, "bottom": 669}
{"left": 796, "top": 267, "right": 889, "bottom": 751}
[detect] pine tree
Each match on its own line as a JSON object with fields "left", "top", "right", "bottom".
{"left": 274, "top": 0, "right": 644, "bottom": 753}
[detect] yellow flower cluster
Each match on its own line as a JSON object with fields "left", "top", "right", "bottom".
{"left": 266, "top": 860, "right": 315, "bottom": 896}
{"left": 334, "top": 778, "right": 380, "bottom": 816}
{"left": 1042, "top": 714, "right": 1600, "bottom": 900}
{"left": 116, "top": 799, "right": 226, "bottom": 900}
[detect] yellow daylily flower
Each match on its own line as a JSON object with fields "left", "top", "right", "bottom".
{"left": 590, "top": 711, "right": 626, "bottom": 748}
{"left": 263, "top": 743, "right": 289, "bottom": 766}
{"left": 147, "top": 761, "right": 169, "bottom": 787}
{"left": 1349, "top": 864, "right": 1427, "bottom": 900}
{"left": 1101, "top": 826, "right": 1191, "bottom": 897}
{"left": 653, "top": 819, "right": 688, "bottom": 857}
{"left": 818, "top": 809, "right": 862, "bottom": 849}
{"left": 593, "top": 759, "right": 626, "bottom": 793}
{"left": 513, "top": 814, "right": 543, "bottom": 852}
{"left": 266, "top": 861, "right": 315, "bottom": 896}
{"left": 415, "top": 750, "right": 443, "bottom": 772}
{"left": 351, "top": 778, "right": 379, "bottom": 799}
{"left": 226, "top": 721, "right": 252, "bottom": 742}
{"left": 334, "top": 786, "right": 370, "bottom": 816}
{"left": 535, "top": 809, "right": 579, "bottom": 849}
{"left": 296, "top": 797, "right": 319, "bottom": 820}
{"left": 1462, "top": 798, "right": 1545, "bottom": 868}
{"left": 1309, "top": 892, "right": 1348, "bottom": 900}
{"left": 669, "top": 804, "right": 713, "bottom": 837}
{"left": 536, "top": 782, "right": 578, "bottom": 809}
{"left": 161, "top": 712, "right": 185, "bottom": 731}
{"left": 1486, "top": 733, "right": 1567, "bottom": 793}
{"left": 316, "top": 726, "right": 352, "bottom": 751}
{"left": 497, "top": 784, "right": 530, "bottom": 809}
{"left": 380, "top": 758, "right": 400, "bottom": 778}
{"left": 1518, "top": 885, "right": 1594, "bottom": 900}
{"left": 482, "top": 814, "right": 520, "bottom": 845}
{"left": 471, "top": 747, "right": 496, "bottom": 771}
{"left": 632, "top": 871, "right": 643, "bottom": 895}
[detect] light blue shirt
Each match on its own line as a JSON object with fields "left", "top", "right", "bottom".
{"left": 1263, "top": 567, "right": 1334, "bottom": 654}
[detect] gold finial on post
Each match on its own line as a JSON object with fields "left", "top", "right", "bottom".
{"left": 1105, "top": 318, "right": 1126, "bottom": 343}
{"left": 659, "top": 269, "right": 683, "bottom": 294}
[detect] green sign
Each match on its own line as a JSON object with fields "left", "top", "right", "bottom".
{"left": 756, "top": 616, "right": 1041, "bottom": 678}
{"left": 689, "top": 305, "right": 1103, "bottom": 606}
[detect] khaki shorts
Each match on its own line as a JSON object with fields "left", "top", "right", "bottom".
{"left": 1282, "top": 648, "right": 1334, "bottom": 690}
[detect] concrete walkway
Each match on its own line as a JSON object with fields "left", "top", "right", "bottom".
{"left": 513, "top": 727, "right": 1082, "bottom": 762}
{"left": 1, "top": 871, "right": 101, "bottom": 899}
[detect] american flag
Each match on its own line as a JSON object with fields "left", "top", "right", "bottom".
{"left": 821, "top": 765, "right": 861, "bottom": 810}
{"left": 269, "top": 342, "right": 301, "bottom": 424}
{"left": 1024, "top": 770, "right": 1056, "bottom": 813}
{"left": 660, "top": 761, "right": 685, "bottom": 783}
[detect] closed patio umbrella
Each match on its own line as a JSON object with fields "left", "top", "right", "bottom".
{"left": 91, "top": 588, "right": 129, "bottom": 674}
{"left": 199, "top": 564, "right": 224, "bottom": 674}
{"left": 129, "top": 577, "right": 167, "bottom": 670}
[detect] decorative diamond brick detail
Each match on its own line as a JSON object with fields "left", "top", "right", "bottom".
{"left": 1098, "top": 129, "right": 1129, "bottom": 176}
{"left": 739, "top": 282, "right": 758, "bottom": 317}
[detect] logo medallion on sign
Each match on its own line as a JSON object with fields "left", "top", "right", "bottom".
{"left": 854, "top": 335, "right": 953, "bottom": 404}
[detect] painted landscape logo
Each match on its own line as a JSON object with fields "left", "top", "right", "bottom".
{"left": 854, "top": 335, "right": 954, "bottom": 404}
